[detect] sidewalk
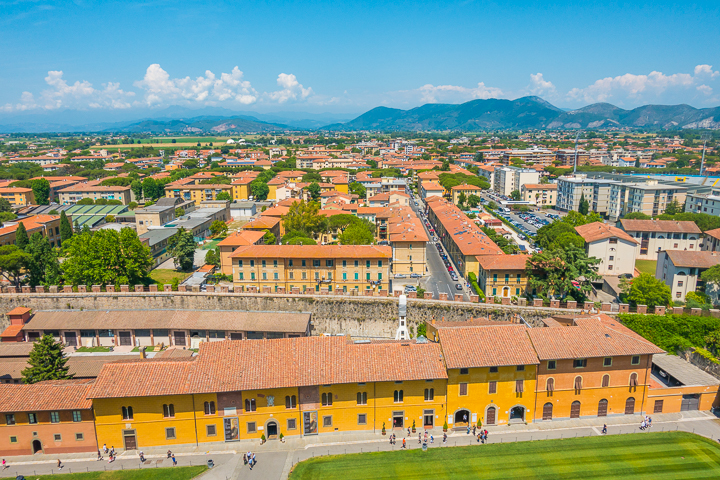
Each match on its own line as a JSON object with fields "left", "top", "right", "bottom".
{"left": 2, "top": 410, "right": 719, "bottom": 480}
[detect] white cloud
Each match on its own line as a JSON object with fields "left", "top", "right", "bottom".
{"left": 527, "top": 73, "right": 556, "bottom": 96}
{"left": 416, "top": 82, "right": 503, "bottom": 103}
{"left": 267, "top": 73, "right": 313, "bottom": 103}
{"left": 697, "top": 85, "right": 713, "bottom": 95}
{"left": 694, "top": 65, "right": 719, "bottom": 78}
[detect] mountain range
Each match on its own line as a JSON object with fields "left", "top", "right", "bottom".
{"left": 1, "top": 97, "right": 719, "bottom": 133}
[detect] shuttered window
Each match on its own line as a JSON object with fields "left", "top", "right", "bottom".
{"left": 602, "top": 375, "right": 610, "bottom": 388}
{"left": 629, "top": 373, "right": 638, "bottom": 387}
{"left": 488, "top": 381, "right": 497, "bottom": 394}
{"left": 574, "top": 376, "right": 583, "bottom": 390}
{"left": 515, "top": 379, "right": 524, "bottom": 393}
{"left": 546, "top": 378, "right": 554, "bottom": 392}
{"left": 459, "top": 383, "right": 468, "bottom": 396}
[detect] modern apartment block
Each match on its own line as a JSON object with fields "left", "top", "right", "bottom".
{"left": 609, "top": 181, "right": 687, "bottom": 220}
{"left": 685, "top": 188, "right": 720, "bottom": 217}
{"left": 656, "top": 250, "right": 719, "bottom": 302}
{"left": 556, "top": 175, "right": 617, "bottom": 215}
{"left": 493, "top": 167, "right": 539, "bottom": 196}
{"left": 521, "top": 184, "right": 557, "bottom": 206}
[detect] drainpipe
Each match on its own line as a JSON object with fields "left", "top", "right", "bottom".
{"left": 373, "top": 382, "right": 376, "bottom": 433}
{"left": 192, "top": 394, "right": 199, "bottom": 446}
{"left": 641, "top": 355, "right": 651, "bottom": 416}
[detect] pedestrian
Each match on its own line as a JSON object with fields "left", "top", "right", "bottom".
{"left": 97, "top": 450, "right": 103, "bottom": 461}
{"left": 252, "top": 453, "right": 256, "bottom": 467}
{"left": 466, "top": 425, "right": 470, "bottom": 435}
{"left": 424, "top": 431, "right": 428, "bottom": 443}
{"left": 463, "top": 413, "right": 468, "bottom": 424}
{"left": 418, "top": 432, "right": 421, "bottom": 444}
{"left": 430, "top": 435, "right": 434, "bottom": 444}
{"left": 402, "top": 438, "right": 406, "bottom": 449}
{"left": 640, "top": 420, "right": 646, "bottom": 430}
{"left": 407, "top": 428, "right": 410, "bottom": 436}
{"left": 602, "top": 424, "right": 607, "bottom": 435}
{"left": 57, "top": 459, "right": 63, "bottom": 469}
{"left": 648, "top": 417, "right": 652, "bottom": 428}
{"left": 2, "top": 459, "right": 7, "bottom": 470}
{"left": 103, "top": 444, "right": 108, "bottom": 454}
{"left": 443, "top": 433, "right": 447, "bottom": 444}
{"left": 110, "top": 446, "right": 115, "bottom": 457}
{"left": 243, "top": 453, "right": 247, "bottom": 465}
{"left": 473, "top": 426, "right": 476, "bottom": 436}
{"left": 390, "top": 434, "right": 393, "bottom": 445}
{"left": 172, "top": 454, "right": 177, "bottom": 466}
{"left": 139, "top": 451, "right": 145, "bottom": 463}
{"left": 167, "top": 450, "right": 173, "bottom": 459}
{"left": 484, "top": 429, "right": 488, "bottom": 438}
{"left": 108, "top": 453, "right": 115, "bottom": 463}
{"left": 477, "top": 433, "right": 481, "bottom": 443}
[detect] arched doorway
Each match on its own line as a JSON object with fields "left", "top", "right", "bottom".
{"left": 502, "top": 286, "right": 510, "bottom": 298}
{"left": 570, "top": 401, "right": 581, "bottom": 418}
{"left": 485, "top": 406, "right": 496, "bottom": 425}
{"left": 454, "top": 409, "right": 470, "bottom": 426}
{"left": 266, "top": 420, "right": 278, "bottom": 439}
{"left": 32, "top": 439, "right": 42, "bottom": 454}
{"left": 509, "top": 406, "right": 525, "bottom": 423}
{"left": 542, "top": 402, "right": 553, "bottom": 420}
{"left": 598, "top": 399, "right": 608, "bottom": 417}
{"left": 625, "top": 397, "right": 635, "bottom": 415}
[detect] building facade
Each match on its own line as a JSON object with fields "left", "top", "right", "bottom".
{"left": 620, "top": 219, "right": 702, "bottom": 261}
{"left": 575, "top": 222, "right": 639, "bottom": 276}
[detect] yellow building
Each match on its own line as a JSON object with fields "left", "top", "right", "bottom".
{"left": 451, "top": 184, "right": 483, "bottom": 205}
{"left": 476, "top": 254, "right": 530, "bottom": 299}
{"left": 521, "top": 184, "right": 557, "bottom": 206}
{"left": 165, "top": 184, "right": 233, "bottom": 202}
{"left": 230, "top": 244, "right": 392, "bottom": 293}
{"left": 0, "top": 187, "right": 35, "bottom": 207}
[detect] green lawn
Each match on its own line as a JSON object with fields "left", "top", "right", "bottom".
{"left": 76, "top": 346, "right": 110, "bottom": 353}
{"left": 635, "top": 259, "right": 658, "bottom": 275}
{"left": 148, "top": 269, "right": 192, "bottom": 285}
{"left": 290, "top": 432, "right": 720, "bottom": 480}
{"left": 31, "top": 465, "right": 206, "bottom": 480}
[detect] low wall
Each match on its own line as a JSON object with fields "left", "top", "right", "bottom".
{"left": 0, "top": 292, "right": 598, "bottom": 338}
{"left": 680, "top": 349, "right": 720, "bottom": 381}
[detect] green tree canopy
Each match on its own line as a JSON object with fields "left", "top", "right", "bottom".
{"left": 263, "top": 230, "right": 276, "bottom": 245}
{"left": 21, "top": 334, "right": 72, "bottom": 384}
{"left": 25, "top": 232, "right": 61, "bottom": 287}
{"left": 526, "top": 244, "right": 601, "bottom": 300}
{"left": 282, "top": 201, "right": 327, "bottom": 238}
{"left": 59, "top": 210, "right": 73, "bottom": 246}
{"left": 167, "top": 227, "right": 197, "bottom": 272}
{"left": 0, "top": 245, "right": 30, "bottom": 287}
{"left": 142, "top": 177, "right": 163, "bottom": 200}
{"left": 216, "top": 191, "right": 232, "bottom": 201}
{"left": 131, "top": 179, "right": 143, "bottom": 199}
{"left": 15, "top": 222, "right": 29, "bottom": 249}
{"left": 338, "top": 222, "right": 375, "bottom": 245}
{"left": 31, "top": 178, "right": 51, "bottom": 205}
{"left": 467, "top": 194, "right": 481, "bottom": 208}
{"left": 0, "top": 198, "right": 12, "bottom": 213}
{"left": 307, "top": 182, "right": 322, "bottom": 201}
{"left": 578, "top": 193, "right": 589, "bottom": 215}
{"left": 625, "top": 273, "right": 672, "bottom": 308}
{"left": 250, "top": 180, "right": 270, "bottom": 200}
{"left": 510, "top": 190, "right": 521, "bottom": 201}
{"left": 349, "top": 182, "right": 366, "bottom": 198}
{"left": 204, "top": 247, "right": 220, "bottom": 266}
{"left": 302, "top": 172, "right": 323, "bottom": 183}
{"left": 623, "top": 212, "right": 651, "bottom": 220}
{"left": 210, "top": 220, "right": 228, "bottom": 237}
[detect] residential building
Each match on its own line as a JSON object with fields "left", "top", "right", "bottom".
{"left": 58, "top": 183, "right": 132, "bottom": 205}
{"left": 31, "top": 176, "right": 87, "bottom": 202}
{"left": 230, "top": 245, "right": 392, "bottom": 293}
{"left": 164, "top": 184, "right": 233, "bottom": 203}
{"left": 521, "top": 184, "right": 557, "bottom": 206}
{"left": 703, "top": 228, "right": 720, "bottom": 252}
{"left": 555, "top": 149, "right": 590, "bottom": 167}
{"left": 502, "top": 148, "right": 555, "bottom": 167}
{"left": 609, "top": 181, "right": 687, "bottom": 219}
{"left": 656, "top": 250, "right": 719, "bottom": 302}
{"left": 450, "top": 185, "right": 484, "bottom": 205}
{"left": 620, "top": 219, "right": 702, "bottom": 260}
{"left": 217, "top": 230, "right": 266, "bottom": 275}
{"left": 0, "top": 215, "right": 62, "bottom": 247}
{"left": 575, "top": 222, "right": 639, "bottom": 275}
{"left": 685, "top": 189, "right": 720, "bottom": 217}
{"left": 138, "top": 228, "right": 177, "bottom": 267}
{"left": 476, "top": 254, "right": 530, "bottom": 299}
{"left": 420, "top": 181, "right": 444, "bottom": 200}
{"left": 556, "top": 175, "right": 618, "bottom": 214}
{"left": 135, "top": 197, "right": 195, "bottom": 235}
{"left": 493, "top": 167, "right": 539, "bottom": 196}
{"left": 0, "top": 187, "right": 35, "bottom": 207}
{"left": 383, "top": 208, "right": 428, "bottom": 276}
{"left": 367, "top": 192, "right": 411, "bottom": 207}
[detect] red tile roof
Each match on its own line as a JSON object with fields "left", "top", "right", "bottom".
{"left": 0, "top": 380, "right": 94, "bottom": 412}
{"left": 230, "top": 244, "right": 391, "bottom": 259}
{"left": 217, "top": 230, "right": 266, "bottom": 247}
{"left": 575, "top": 222, "right": 639, "bottom": 245}
{"left": 87, "top": 358, "right": 196, "bottom": 399}
{"left": 705, "top": 228, "right": 720, "bottom": 241}
{"left": 665, "top": 250, "right": 719, "bottom": 268}
{"left": 477, "top": 254, "right": 529, "bottom": 271}
{"left": 438, "top": 325, "right": 539, "bottom": 369}
{"left": 620, "top": 219, "right": 702, "bottom": 234}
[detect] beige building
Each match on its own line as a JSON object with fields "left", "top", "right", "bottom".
{"left": 164, "top": 184, "right": 233, "bottom": 203}
{"left": 703, "top": 228, "right": 720, "bottom": 252}
{"left": 450, "top": 185, "right": 484, "bottom": 205}
{"left": 609, "top": 181, "right": 687, "bottom": 219}
{"left": 493, "top": 167, "right": 539, "bottom": 196}
{"left": 575, "top": 222, "right": 639, "bottom": 275}
{"left": 557, "top": 175, "right": 618, "bottom": 215}
{"left": 657, "top": 250, "right": 719, "bottom": 302}
{"left": 521, "top": 184, "right": 557, "bottom": 206}
{"left": 367, "top": 192, "right": 411, "bottom": 207}
{"left": 420, "top": 181, "right": 444, "bottom": 200}
{"left": 0, "top": 215, "right": 62, "bottom": 248}
{"left": 620, "top": 219, "right": 702, "bottom": 260}
{"left": 217, "top": 230, "right": 266, "bottom": 275}
{"left": 0, "top": 188, "right": 35, "bottom": 207}
{"left": 135, "top": 198, "right": 195, "bottom": 235}
{"left": 58, "top": 184, "right": 132, "bottom": 205}
{"left": 230, "top": 245, "right": 392, "bottom": 293}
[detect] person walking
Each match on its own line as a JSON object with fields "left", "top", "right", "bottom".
{"left": 602, "top": 424, "right": 607, "bottom": 434}
{"left": 97, "top": 450, "right": 103, "bottom": 461}
{"left": 243, "top": 453, "right": 248, "bottom": 465}
{"left": 430, "top": 435, "right": 434, "bottom": 444}
{"left": 473, "top": 426, "right": 476, "bottom": 436}
{"left": 418, "top": 432, "right": 421, "bottom": 444}
{"left": 402, "top": 438, "right": 406, "bottom": 449}
{"left": 172, "top": 454, "right": 177, "bottom": 466}
{"left": 443, "top": 433, "right": 447, "bottom": 444}
{"left": 251, "top": 453, "right": 256, "bottom": 468}
{"left": 139, "top": 451, "right": 145, "bottom": 463}
{"left": 2, "top": 459, "right": 7, "bottom": 470}
{"left": 103, "top": 444, "right": 108, "bottom": 454}
{"left": 57, "top": 459, "right": 63, "bottom": 469}
{"left": 648, "top": 417, "right": 652, "bottom": 428}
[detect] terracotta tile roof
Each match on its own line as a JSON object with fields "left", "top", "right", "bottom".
{"left": 451, "top": 184, "right": 483, "bottom": 191}
{"left": 477, "top": 254, "right": 529, "bottom": 271}
{"left": 243, "top": 216, "right": 281, "bottom": 229}
{"left": 433, "top": 318, "right": 512, "bottom": 328}
{"left": 0, "top": 324, "right": 24, "bottom": 338}
{"left": 217, "top": 230, "right": 265, "bottom": 247}
{"left": 261, "top": 205, "right": 290, "bottom": 217}
{"left": 0, "top": 187, "right": 32, "bottom": 193}
{"left": 67, "top": 355, "right": 134, "bottom": 378}
{"left": 0, "top": 343, "right": 33, "bottom": 357}
{"left": 527, "top": 316, "right": 664, "bottom": 360}
{"left": 7, "top": 307, "right": 31, "bottom": 316}
{"left": 427, "top": 198, "right": 503, "bottom": 257}
{"left": 620, "top": 219, "right": 702, "bottom": 234}
{"left": 230, "top": 244, "right": 391, "bottom": 259}
{"left": 665, "top": 250, "right": 719, "bottom": 268}
{"left": 58, "top": 184, "right": 130, "bottom": 192}
{"left": 438, "top": 325, "right": 539, "bottom": 369}
{"left": 575, "top": 222, "right": 639, "bottom": 245}
{"left": 87, "top": 358, "right": 196, "bottom": 399}
{"left": 522, "top": 184, "right": 557, "bottom": 190}
{"left": 0, "top": 380, "right": 94, "bottom": 412}
{"left": 705, "top": 228, "right": 720, "bottom": 241}
{"left": 422, "top": 181, "right": 444, "bottom": 191}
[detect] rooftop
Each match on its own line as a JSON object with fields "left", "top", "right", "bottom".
{"left": 231, "top": 244, "right": 392, "bottom": 259}
{"left": 575, "top": 222, "right": 639, "bottom": 245}
{"left": 665, "top": 250, "right": 719, "bottom": 268}
{"left": 438, "top": 325, "right": 539, "bottom": 369}
{"left": 620, "top": 219, "right": 702, "bottom": 234}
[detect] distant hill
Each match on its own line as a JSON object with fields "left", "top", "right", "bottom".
{"left": 112, "top": 115, "right": 290, "bottom": 134}
{"left": 323, "top": 97, "right": 720, "bottom": 131}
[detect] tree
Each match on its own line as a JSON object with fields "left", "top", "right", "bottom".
{"left": 0, "top": 245, "right": 30, "bottom": 287}
{"left": 183, "top": 159, "right": 199, "bottom": 169}
{"left": 467, "top": 194, "right": 481, "bottom": 208}
{"left": 664, "top": 199, "right": 683, "bottom": 215}
{"left": 175, "top": 207, "right": 185, "bottom": 217}
{"left": 473, "top": 151, "right": 484, "bottom": 162}
{"left": 441, "top": 159, "right": 450, "bottom": 171}
{"left": 282, "top": 201, "right": 327, "bottom": 238}
{"left": 625, "top": 273, "right": 672, "bottom": 308}
{"left": 623, "top": 212, "right": 651, "bottom": 220}
{"left": 167, "top": 228, "right": 197, "bottom": 271}
{"left": 216, "top": 191, "right": 232, "bottom": 201}
{"left": 62, "top": 228, "right": 153, "bottom": 286}
{"left": 131, "top": 180, "right": 143, "bottom": 199}
{"left": 458, "top": 192, "right": 467, "bottom": 206}
{"left": 487, "top": 201, "right": 498, "bottom": 210}
{"left": 59, "top": 211, "right": 73, "bottom": 245}
{"left": 701, "top": 264, "right": 720, "bottom": 286}
{"left": 21, "top": 334, "right": 73, "bottom": 384}
{"left": 31, "top": 178, "right": 51, "bottom": 205}
{"left": 510, "top": 190, "right": 521, "bottom": 201}
{"left": 25, "top": 232, "right": 61, "bottom": 286}
{"left": 142, "top": 178, "right": 163, "bottom": 200}
{"left": 307, "top": 182, "right": 321, "bottom": 201}
{"left": 210, "top": 220, "right": 228, "bottom": 237}
{"left": 204, "top": 247, "right": 220, "bottom": 266}
{"left": 302, "top": 172, "right": 323, "bottom": 183}
{"left": 15, "top": 222, "right": 29, "bottom": 249}
{"left": 250, "top": 180, "right": 269, "bottom": 200}
{"left": 263, "top": 230, "right": 276, "bottom": 245}
{"left": 0, "top": 198, "right": 12, "bottom": 213}
{"left": 578, "top": 193, "right": 589, "bottom": 215}
{"left": 349, "top": 182, "right": 366, "bottom": 198}
{"left": 338, "top": 222, "right": 375, "bottom": 245}
{"left": 77, "top": 198, "right": 94, "bottom": 205}
{"left": 526, "top": 244, "right": 601, "bottom": 300}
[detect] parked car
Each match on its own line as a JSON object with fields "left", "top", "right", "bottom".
{"left": 455, "top": 284, "right": 463, "bottom": 290}
{"left": 410, "top": 273, "right": 421, "bottom": 278}
{"left": 395, "top": 274, "right": 406, "bottom": 279}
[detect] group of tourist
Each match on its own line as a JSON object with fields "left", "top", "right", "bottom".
{"left": 243, "top": 451, "right": 257, "bottom": 470}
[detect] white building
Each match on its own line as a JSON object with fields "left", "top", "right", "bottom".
{"left": 685, "top": 189, "right": 720, "bottom": 217}
{"left": 703, "top": 228, "right": 720, "bottom": 253}
{"left": 493, "top": 166, "right": 539, "bottom": 196}
{"left": 619, "top": 219, "right": 702, "bottom": 260}
{"left": 575, "top": 222, "right": 639, "bottom": 275}
{"left": 656, "top": 250, "right": 719, "bottom": 302}
{"left": 556, "top": 175, "right": 618, "bottom": 215}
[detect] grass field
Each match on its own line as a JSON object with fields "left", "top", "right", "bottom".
{"left": 290, "top": 432, "right": 720, "bottom": 480}
{"left": 148, "top": 269, "right": 191, "bottom": 285}
{"left": 29, "top": 466, "right": 206, "bottom": 480}
{"left": 635, "top": 259, "right": 658, "bottom": 275}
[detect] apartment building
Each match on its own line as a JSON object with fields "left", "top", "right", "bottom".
{"left": 502, "top": 149, "right": 555, "bottom": 167}
{"left": 476, "top": 254, "right": 530, "bottom": 298}
{"left": 382, "top": 208, "right": 428, "bottom": 276}
{"left": 493, "top": 167, "right": 539, "bottom": 196}
{"left": 0, "top": 215, "right": 62, "bottom": 247}
{"left": 135, "top": 197, "right": 194, "bottom": 235}
{"left": 450, "top": 185, "right": 484, "bottom": 205}
{"left": 58, "top": 184, "right": 132, "bottom": 205}
{"left": 556, "top": 175, "right": 618, "bottom": 215}
{"left": 521, "top": 184, "right": 557, "bottom": 206}
{"left": 555, "top": 149, "right": 590, "bottom": 167}
{"left": 164, "top": 184, "right": 233, "bottom": 203}
{"left": 575, "top": 222, "right": 639, "bottom": 275}
{"left": 0, "top": 187, "right": 35, "bottom": 207}
{"left": 609, "top": 181, "right": 687, "bottom": 219}
{"left": 656, "top": 250, "right": 719, "bottom": 302}
{"left": 420, "top": 181, "right": 444, "bottom": 200}
{"left": 217, "top": 230, "right": 266, "bottom": 275}
{"left": 230, "top": 245, "right": 392, "bottom": 293}
{"left": 31, "top": 176, "right": 87, "bottom": 202}
{"left": 685, "top": 189, "right": 720, "bottom": 217}
{"left": 703, "top": 229, "right": 720, "bottom": 253}
{"left": 620, "top": 219, "right": 702, "bottom": 260}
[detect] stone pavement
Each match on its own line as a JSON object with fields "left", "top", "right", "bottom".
{"left": 2, "top": 410, "right": 719, "bottom": 480}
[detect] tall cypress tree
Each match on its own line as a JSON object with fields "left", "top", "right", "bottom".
{"left": 578, "top": 193, "right": 589, "bottom": 216}
{"left": 15, "top": 222, "right": 29, "bottom": 250}
{"left": 21, "top": 334, "right": 73, "bottom": 384}
{"left": 59, "top": 210, "right": 73, "bottom": 245}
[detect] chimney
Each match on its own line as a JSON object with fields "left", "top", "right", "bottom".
{"left": 431, "top": 316, "right": 436, "bottom": 325}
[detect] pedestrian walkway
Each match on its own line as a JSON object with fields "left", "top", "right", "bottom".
{"left": 2, "top": 410, "right": 718, "bottom": 480}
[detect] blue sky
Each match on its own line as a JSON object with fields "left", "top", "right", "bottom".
{"left": 1, "top": 0, "right": 719, "bottom": 119}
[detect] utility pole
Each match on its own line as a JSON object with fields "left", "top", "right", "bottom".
{"left": 572, "top": 131, "right": 581, "bottom": 175}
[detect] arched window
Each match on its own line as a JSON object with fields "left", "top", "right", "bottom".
{"left": 357, "top": 392, "right": 367, "bottom": 405}
{"left": 163, "top": 404, "right": 175, "bottom": 418}
{"left": 322, "top": 392, "right": 333, "bottom": 406}
{"left": 121, "top": 406, "right": 133, "bottom": 420}
{"left": 602, "top": 374, "right": 610, "bottom": 388}
{"left": 204, "top": 401, "right": 216, "bottom": 415}
{"left": 546, "top": 378, "right": 554, "bottom": 393}
{"left": 542, "top": 402, "right": 553, "bottom": 420}
{"left": 245, "top": 398, "right": 256, "bottom": 412}
{"left": 394, "top": 390, "right": 404, "bottom": 403}
{"left": 424, "top": 388, "right": 434, "bottom": 401}
{"left": 629, "top": 373, "right": 638, "bottom": 388}
{"left": 574, "top": 376, "right": 583, "bottom": 392}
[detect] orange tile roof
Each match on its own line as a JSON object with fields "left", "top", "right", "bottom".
{"left": 243, "top": 216, "right": 281, "bottom": 229}
{"left": 7, "top": 307, "right": 31, "bottom": 316}
{"left": 705, "top": 228, "right": 720, "bottom": 241}
{"left": 522, "top": 184, "right": 557, "bottom": 190}
{"left": 230, "top": 244, "right": 391, "bottom": 259}
{"left": 620, "top": 219, "right": 702, "bottom": 234}
{"left": 477, "top": 254, "right": 529, "bottom": 271}
{"left": 450, "top": 184, "right": 483, "bottom": 191}
{"left": 217, "top": 230, "right": 266, "bottom": 247}
{"left": 575, "top": 222, "right": 639, "bottom": 245}
{"left": 0, "top": 380, "right": 95, "bottom": 412}
{"left": 439, "top": 325, "right": 539, "bottom": 369}
{"left": 0, "top": 324, "right": 24, "bottom": 338}
{"left": 427, "top": 198, "right": 503, "bottom": 257}
{"left": 87, "top": 358, "right": 196, "bottom": 399}
{"left": 664, "top": 250, "right": 719, "bottom": 268}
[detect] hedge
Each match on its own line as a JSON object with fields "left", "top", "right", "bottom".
{"left": 467, "top": 272, "right": 486, "bottom": 301}
{"left": 619, "top": 313, "right": 720, "bottom": 355}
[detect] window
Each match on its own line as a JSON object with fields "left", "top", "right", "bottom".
{"left": 286, "top": 395, "right": 297, "bottom": 409}
{"left": 204, "top": 401, "right": 216, "bottom": 415}
{"left": 302, "top": 260, "right": 306, "bottom": 267}
{"left": 574, "top": 376, "right": 583, "bottom": 391}
{"left": 72, "top": 411, "right": 82, "bottom": 422}
{"left": 165, "top": 427, "right": 176, "bottom": 440}
{"left": 262, "top": 260, "right": 266, "bottom": 267}
{"left": 609, "top": 256, "right": 614, "bottom": 261}
{"left": 547, "top": 360, "right": 556, "bottom": 370}
{"left": 631, "top": 356, "right": 640, "bottom": 365}
{"left": 28, "top": 413, "right": 37, "bottom": 424}
{"left": 515, "top": 379, "right": 524, "bottom": 393}
{"left": 676, "top": 292, "right": 682, "bottom": 298}
{"left": 489, "top": 366, "right": 498, "bottom": 373}
{"left": 393, "top": 390, "right": 404, "bottom": 403}
{"left": 460, "top": 368, "right": 469, "bottom": 375}
{"left": 602, "top": 374, "right": 610, "bottom": 388}
{"left": 287, "top": 418, "right": 297, "bottom": 430}
{"left": 322, "top": 392, "right": 333, "bottom": 406}
{"left": 573, "top": 359, "right": 587, "bottom": 368}
{"left": 206, "top": 424, "right": 217, "bottom": 437}
{"left": 245, "top": 398, "right": 256, "bottom": 412}
{"left": 326, "top": 260, "right": 333, "bottom": 267}
{"left": 678, "top": 280, "right": 683, "bottom": 287}
{"left": 75, "top": 433, "right": 84, "bottom": 441}
{"left": 238, "top": 260, "right": 243, "bottom": 267}
{"left": 273, "top": 260, "right": 278, "bottom": 267}
{"left": 343, "top": 273, "right": 347, "bottom": 280}
{"left": 489, "top": 381, "right": 497, "bottom": 394}
{"left": 354, "top": 272, "right": 359, "bottom": 280}
{"left": 355, "top": 260, "right": 359, "bottom": 267}
{"left": 121, "top": 406, "right": 133, "bottom": 420}
{"left": 378, "top": 273, "right": 382, "bottom": 280}
{"left": 459, "top": 382, "right": 468, "bottom": 396}
{"left": 9, "top": 436, "right": 17, "bottom": 443}
{"left": 366, "top": 260, "right": 370, "bottom": 268}
{"left": 250, "top": 272, "right": 255, "bottom": 280}
{"left": 629, "top": 372, "right": 639, "bottom": 387}
{"left": 609, "top": 238, "right": 617, "bottom": 244}
{"left": 238, "top": 272, "right": 244, "bottom": 280}
{"left": 357, "top": 392, "right": 367, "bottom": 405}
{"left": 247, "top": 422, "right": 257, "bottom": 434}
{"left": 378, "top": 261, "right": 383, "bottom": 267}
{"left": 54, "top": 434, "right": 62, "bottom": 441}
{"left": 323, "top": 415, "right": 333, "bottom": 427}
{"left": 366, "top": 273, "right": 371, "bottom": 281}
{"left": 289, "top": 259, "right": 293, "bottom": 267}
{"left": 5, "top": 414, "right": 15, "bottom": 425}
{"left": 163, "top": 404, "right": 175, "bottom": 418}
{"left": 313, "top": 260, "right": 321, "bottom": 267}
{"left": 342, "top": 260, "right": 347, "bottom": 267}
{"left": 250, "top": 260, "right": 255, "bottom": 267}
{"left": 424, "top": 388, "right": 434, "bottom": 401}
{"left": 50, "top": 411, "right": 60, "bottom": 423}
{"left": 517, "top": 365, "right": 525, "bottom": 371}
{"left": 546, "top": 378, "right": 554, "bottom": 392}
{"left": 674, "top": 243, "right": 679, "bottom": 248}
{"left": 358, "top": 414, "right": 367, "bottom": 425}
